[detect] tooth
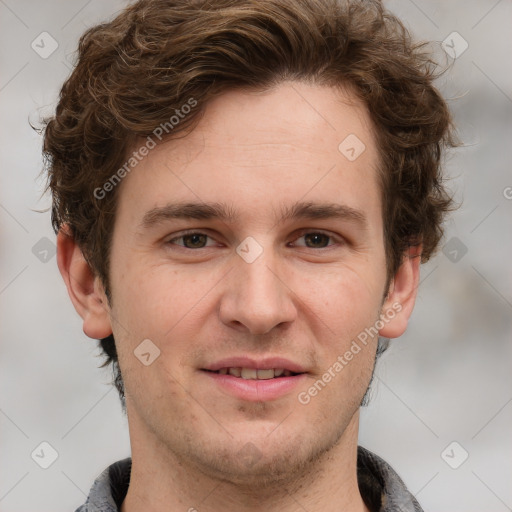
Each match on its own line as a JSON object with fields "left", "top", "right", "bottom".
{"left": 240, "top": 368, "right": 257, "bottom": 379}
{"left": 224, "top": 367, "right": 293, "bottom": 379}
{"left": 228, "top": 367, "right": 241, "bottom": 377}
{"left": 257, "top": 369, "right": 275, "bottom": 380}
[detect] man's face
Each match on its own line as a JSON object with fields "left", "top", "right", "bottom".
{"left": 105, "top": 82, "right": 392, "bottom": 483}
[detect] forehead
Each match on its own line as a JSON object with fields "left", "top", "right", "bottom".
{"left": 115, "top": 81, "right": 381, "bottom": 229}
{"left": 156, "top": 82, "right": 376, "bottom": 166}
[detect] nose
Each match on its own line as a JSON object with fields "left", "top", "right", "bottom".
{"left": 219, "top": 249, "right": 297, "bottom": 335}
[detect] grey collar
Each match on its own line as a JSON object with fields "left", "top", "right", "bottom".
{"left": 75, "top": 446, "right": 423, "bottom": 512}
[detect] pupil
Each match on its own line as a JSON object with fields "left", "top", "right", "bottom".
{"left": 185, "top": 234, "right": 206, "bottom": 248}
{"left": 305, "top": 233, "right": 328, "bottom": 248}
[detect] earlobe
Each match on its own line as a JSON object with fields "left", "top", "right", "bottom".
{"left": 378, "top": 244, "right": 422, "bottom": 339}
{"left": 56, "top": 225, "right": 113, "bottom": 339}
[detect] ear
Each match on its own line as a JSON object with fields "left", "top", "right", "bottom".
{"left": 56, "top": 225, "right": 113, "bottom": 339}
{"left": 378, "top": 244, "right": 421, "bottom": 339}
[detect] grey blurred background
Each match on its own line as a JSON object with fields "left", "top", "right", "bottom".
{"left": 1, "top": 1, "right": 511, "bottom": 511}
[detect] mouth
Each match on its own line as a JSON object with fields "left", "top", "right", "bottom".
{"left": 202, "top": 367, "right": 301, "bottom": 379}
{"left": 200, "top": 357, "right": 307, "bottom": 401}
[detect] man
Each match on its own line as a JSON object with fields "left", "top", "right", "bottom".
{"left": 42, "top": 0, "right": 456, "bottom": 510}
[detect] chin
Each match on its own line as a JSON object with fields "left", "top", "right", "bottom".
{"left": 183, "top": 421, "right": 345, "bottom": 489}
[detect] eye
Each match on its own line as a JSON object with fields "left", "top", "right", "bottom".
{"left": 165, "top": 230, "right": 342, "bottom": 251}
{"left": 290, "top": 231, "right": 340, "bottom": 249}
{"left": 167, "top": 231, "right": 216, "bottom": 249}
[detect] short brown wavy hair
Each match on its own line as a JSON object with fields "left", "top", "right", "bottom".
{"left": 39, "top": 0, "right": 457, "bottom": 409}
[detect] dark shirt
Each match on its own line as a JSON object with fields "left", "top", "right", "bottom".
{"left": 75, "top": 446, "right": 423, "bottom": 511}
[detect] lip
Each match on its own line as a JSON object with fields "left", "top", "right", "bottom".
{"left": 200, "top": 356, "right": 308, "bottom": 402}
{"left": 201, "top": 371, "right": 307, "bottom": 402}
{"left": 202, "top": 356, "right": 307, "bottom": 374}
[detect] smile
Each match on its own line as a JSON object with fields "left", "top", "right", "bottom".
{"left": 204, "top": 368, "right": 300, "bottom": 379}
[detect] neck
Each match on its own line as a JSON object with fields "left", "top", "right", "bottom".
{"left": 121, "top": 407, "right": 369, "bottom": 512}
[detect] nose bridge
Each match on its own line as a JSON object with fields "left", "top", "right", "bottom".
{"left": 219, "top": 242, "right": 296, "bottom": 334}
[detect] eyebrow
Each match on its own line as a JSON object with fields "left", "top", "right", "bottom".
{"left": 138, "top": 200, "right": 368, "bottom": 232}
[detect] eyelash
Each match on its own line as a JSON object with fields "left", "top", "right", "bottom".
{"left": 166, "top": 229, "right": 343, "bottom": 250}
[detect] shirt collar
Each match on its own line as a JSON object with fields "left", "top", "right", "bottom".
{"left": 75, "top": 446, "right": 423, "bottom": 512}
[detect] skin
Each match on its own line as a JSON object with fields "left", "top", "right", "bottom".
{"left": 57, "top": 81, "right": 420, "bottom": 512}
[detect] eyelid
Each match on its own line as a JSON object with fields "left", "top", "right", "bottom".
{"left": 289, "top": 228, "right": 343, "bottom": 247}
{"left": 166, "top": 229, "right": 219, "bottom": 247}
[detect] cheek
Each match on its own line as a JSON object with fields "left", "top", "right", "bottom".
{"left": 296, "top": 264, "right": 384, "bottom": 337}
{"left": 111, "top": 258, "right": 217, "bottom": 355}
{"left": 307, "top": 277, "right": 380, "bottom": 406}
